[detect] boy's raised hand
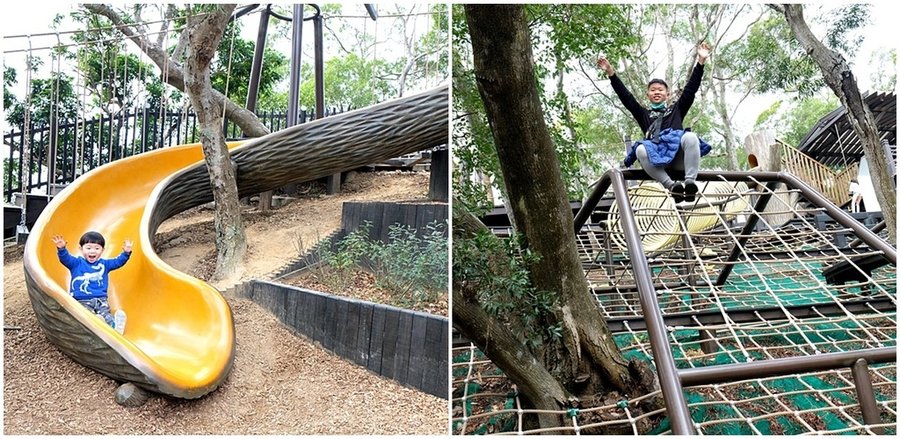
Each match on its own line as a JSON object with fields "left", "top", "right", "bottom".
{"left": 697, "top": 42, "right": 712, "bottom": 64}
{"left": 596, "top": 56, "right": 615, "bottom": 76}
{"left": 51, "top": 234, "right": 66, "bottom": 249}
{"left": 123, "top": 239, "right": 134, "bottom": 254}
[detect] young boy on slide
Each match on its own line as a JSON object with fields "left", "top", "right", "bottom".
{"left": 597, "top": 42, "right": 714, "bottom": 202}
{"left": 52, "top": 231, "right": 132, "bottom": 334}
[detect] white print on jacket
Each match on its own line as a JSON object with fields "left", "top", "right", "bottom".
{"left": 71, "top": 263, "right": 106, "bottom": 295}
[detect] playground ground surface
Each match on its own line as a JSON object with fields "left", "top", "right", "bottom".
{"left": 4, "top": 170, "right": 448, "bottom": 435}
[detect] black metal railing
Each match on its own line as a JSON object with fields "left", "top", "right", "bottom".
{"left": 3, "top": 106, "right": 348, "bottom": 202}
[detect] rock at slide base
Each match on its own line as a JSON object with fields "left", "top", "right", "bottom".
{"left": 115, "top": 382, "right": 150, "bottom": 407}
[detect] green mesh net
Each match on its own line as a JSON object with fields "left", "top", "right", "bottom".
{"left": 453, "top": 180, "right": 895, "bottom": 435}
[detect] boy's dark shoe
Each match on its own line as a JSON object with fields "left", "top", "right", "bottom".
{"left": 670, "top": 182, "right": 685, "bottom": 203}
{"left": 684, "top": 181, "right": 698, "bottom": 202}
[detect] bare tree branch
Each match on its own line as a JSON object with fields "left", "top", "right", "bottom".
{"left": 82, "top": 3, "right": 269, "bottom": 137}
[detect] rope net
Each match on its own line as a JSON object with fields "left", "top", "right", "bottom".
{"left": 453, "top": 175, "right": 896, "bottom": 435}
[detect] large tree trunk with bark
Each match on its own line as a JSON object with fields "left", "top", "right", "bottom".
{"left": 461, "top": 4, "right": 657, "bottom": 430}
{"left": 182, "top": 5, "right": 247, "bottom": 280}
{"left": 776, "top": 4, "right": 896, "bottom": 243}
{"left": 453, "top": 204, "right": 571, "bottom": 429}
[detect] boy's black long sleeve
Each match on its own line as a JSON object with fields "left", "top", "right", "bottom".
{"left": 609, "top": 74, "right": 650, "bottom": 133}
{"left": 609, "top": 62, "right": 706, "bottom": 140}
{"left": 676, "top": 63, "right": 705, "bottom": 115}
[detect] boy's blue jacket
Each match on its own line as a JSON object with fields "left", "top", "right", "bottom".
{"left": 57, "top": 248, "right": 130, "bottom": 300}
{"left": 624, "top": 128, "right": 712, "bottom": 167}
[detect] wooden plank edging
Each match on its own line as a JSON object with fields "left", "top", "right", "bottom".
{"left": 237, "top": 279, "right": 448, "bottom": 399}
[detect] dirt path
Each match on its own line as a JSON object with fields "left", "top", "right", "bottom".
{"left": 4, "top": 171, "right": 448, "bottom": 435}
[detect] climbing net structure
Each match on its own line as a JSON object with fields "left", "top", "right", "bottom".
{"left": 452, "top": 170, "right": 896, "bottom": 435}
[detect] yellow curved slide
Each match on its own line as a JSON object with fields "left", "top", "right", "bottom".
{"left": 22, "top": 85, "right": 448, "bottom": 399}
{"left": 23, "top": 142, "right": 241, "bottom": 398}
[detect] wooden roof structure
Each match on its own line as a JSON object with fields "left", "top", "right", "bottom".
{"left": 796, "top": 92, "right": 896, "bottom": 167}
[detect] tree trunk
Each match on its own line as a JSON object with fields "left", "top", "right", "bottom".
{"left": 464, "top": 3, "right": 656, "bottom": 419}
{"left": 453, "top": 205, "right": 570, "bottom": 430}
{"left": 778, "top": 4, "right": 896, "bottom": 243}
{"left": 182, "top": 5, "right": 247, "bottom": 280}
{"left": 659, "top": 6, "right": 676, "bottom": 84}
{"left": 711, "top": 65, "right": 740, "bottom": 170}
{"left": 397, "top": 6, "right": 418, "bottom": 97}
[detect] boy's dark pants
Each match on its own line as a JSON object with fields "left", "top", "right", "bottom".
{"left": 78, "top": 297, "right": 115, "bottom": 328}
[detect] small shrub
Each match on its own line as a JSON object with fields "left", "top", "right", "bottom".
{"left": 316, "top": 224, "right": 372, "bottom": 291}
{"left": 314, "top": 220, "right": 448, "bottom": 308}
{"left": 369, "top": 220, "right": 448, "bottom": 306}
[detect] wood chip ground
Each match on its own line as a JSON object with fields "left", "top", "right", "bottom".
{"left": 4, "top": 171, "right": 448, "bottom": 434}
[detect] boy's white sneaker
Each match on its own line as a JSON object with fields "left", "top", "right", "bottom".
{"left": 114, "top": 310, "right": 127, "bottom": 335}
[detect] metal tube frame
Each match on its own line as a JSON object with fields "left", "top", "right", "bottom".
{"left": 583, "top": 169, "right": 896, "bottom": 434}
{"left": 577, "top": 169, "right": 897, "bottom": 265}
{"left": 851, "top": 358, "right": 885, "bottom": 434}
{"left": 609, "top": 169, "right": 695, "bottom": 434}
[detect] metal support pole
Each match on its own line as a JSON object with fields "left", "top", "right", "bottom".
{"left": 851, "top": 358, "right": 884, "bottom": 434}
{"left": 715, "top": 181, "right": 779, "bottom": 286}
{"left": 604, "top": 229, "right": 614, "bottom": 278}
{"left": 609, "top": 169, "right": 694, "bottom": 435}
{"left": 49, "top": 109, "right": 58, "bottom": 193}
{"left": 698, "top": 329, "right": 716, "bottom": 354}
{"left": 245, "top": 6, "right": 270, "bottom": 113}
{"left": 316, "top": 13, "right": 340, "bottom": 195}
{"left": 314, "top": 15, "right": 325, "bottom": 118}
{"left": 286, "top": 4, "right": 305, "bottom": 128}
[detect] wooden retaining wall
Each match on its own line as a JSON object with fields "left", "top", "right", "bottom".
{"left": 340, "top": 201, "right": 448, "bottom": 244}
{"left": 237, "top": 280, "right": 448, "bottom": 398}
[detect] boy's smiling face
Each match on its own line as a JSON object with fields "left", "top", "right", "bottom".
{"left": 646, "top": 83, "right": 669, "bottom": 104}
{"left": 80, "top": 243, "right": 104, "bottom": 264}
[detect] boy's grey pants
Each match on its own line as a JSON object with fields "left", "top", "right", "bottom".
{"left": 78, "top": 297, "right": 115, "bottom": 328}
{"left": 635, "top": 131, "right": 700, "bottom": 189}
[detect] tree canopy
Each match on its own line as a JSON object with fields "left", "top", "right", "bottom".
{"left": 453, "top": 4, "right": 887, "bottom": 210}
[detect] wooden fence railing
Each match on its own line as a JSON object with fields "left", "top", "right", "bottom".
{"left": 780, "top": 142, "right": 856, "bottom": 206}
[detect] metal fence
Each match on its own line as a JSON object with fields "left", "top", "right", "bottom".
{"left": 3, "top": 106, "right": 347, "bottom": 202}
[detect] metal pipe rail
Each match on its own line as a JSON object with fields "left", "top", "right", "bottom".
{"left": 678, "top": 347, "right": 895, "bottom": 386}
{"left": 602, "top": 297, "right": 895, "bottom": 332}
{"left": 609, "top": 169, "right": 695, "bottom": 434}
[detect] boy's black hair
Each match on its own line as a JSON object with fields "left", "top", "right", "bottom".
{"left": 79, "top": 231, "right": 105, "bottom": 248}
{"left": 647, "top": 78, "right": 669, "bottom": 90}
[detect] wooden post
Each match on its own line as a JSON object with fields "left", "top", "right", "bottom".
{"left": 428, "top": 148, "right": 448, "bottom": 201}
